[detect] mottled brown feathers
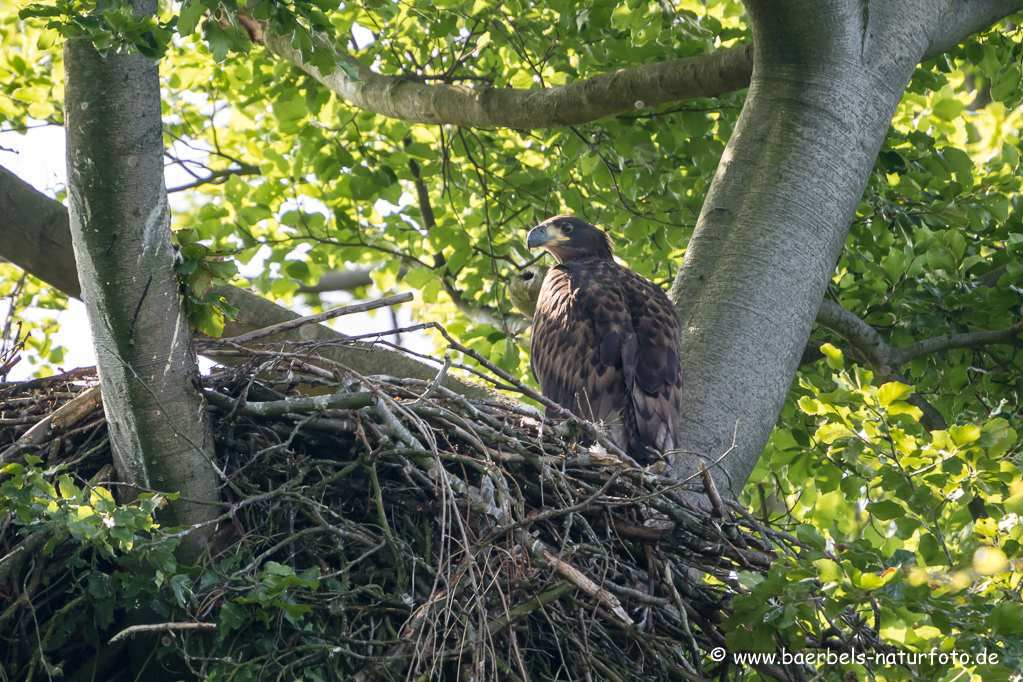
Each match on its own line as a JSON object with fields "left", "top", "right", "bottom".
{"left": 526, "top": 216, "right": 682, "bottom": 464}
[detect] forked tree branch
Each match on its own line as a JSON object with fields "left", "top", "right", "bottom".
{"left": 816, "top": 299, "right": 1023, "bottom": 431}
{"left": 815, "top": 301, "right": 948, "bottom": 430}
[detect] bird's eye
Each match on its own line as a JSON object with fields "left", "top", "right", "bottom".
{"left": 522, "top": 271, "right": 534, "bottom": 280}
{"left": 562, "top": 224, "right": 574, "bottom": 233}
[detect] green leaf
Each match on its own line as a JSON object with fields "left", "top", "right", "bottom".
{"left": 816, "top": 422, "right": 854, "bottom": 444}
{"left": 219, "top": 602, "right": 248, "bottom": 635}
{"left": 19, "top": 4, "right": 63, "bottom": 18}
{"left": 887, "top": 402, "right": 923, "bottom": 420}
{"left": 814, "top": 559, "right": 843, "bottom": 582}
{"left": 987, "top": 602, "right": 1023, "bottom": 636}
{"left": 177, "top": 0, "right": 205, "bottom": 35}
{"left": 1004, "top": 491, "right": 1023, "bottom": 514}
{"left": 942, "top": 230, "right": 966, "bottom": 260}
{"left": 941, "top": 147, "right": 973, "bottom": 183}
{"left": 421, "top": 278, "right": 441, "bottom": 304}
{"left": 819, "top": 343, "right": 843, "bottom": 369}
{"left": 12, "top": 87, "right": 47, "bottom": 104}
{"left": 36, "top": 28, "right": 58, "bottom": 50}
{"left": 866, "top": 500, "right": 904, "bottom": 521}
{"left": 795, "top": 524, "right": 827, "bottom": 550}
{"left": 949, "top": 424, "right": 980, "bottom": 446}
{"left": 991, "top": 64, "right": 1022, "bottom": 102}
{"left": 264, "top": 561, "right": 296, "bottom": 576}
{"left": 932, "top": 98, "right": 964, "bottom": 121}
{"left": 878, "top": 382, "right": 913, "bottom": 407}
{"left": 1001, "top": 141, "right": 1019, "bottom": 168}
{"left": 578, "top": 151, "right": 599, "bottom": 176}
{"left": 402, "top": 268, "right": 436, "bottom": 289}
{"left": 202, "top": 21, "right": 232, "bottom": 62}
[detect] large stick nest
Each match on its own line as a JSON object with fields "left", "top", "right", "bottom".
{"left": 0, "top": 341, "right": 879, "bottom": 682}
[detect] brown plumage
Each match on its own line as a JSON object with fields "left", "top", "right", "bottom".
{"left": 526, "top": 215, "right": 682, "bottom": 464}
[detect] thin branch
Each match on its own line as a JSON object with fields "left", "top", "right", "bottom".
{"left": 441, "top": 280, "right": 531, "bottom": 336}
{"left": 407, "top": 155, "right": 532, "bottom": 336}
{"left": 816, "top": 301, "right": 947, "bottom": 430}
{"left": 166, "top": 162, "right": 261, "bottom": 193}
{"left": 109, "top": 622, "right": 217, "bottom": 643}
{"left": 890, "top": 321, "right": 1023, "bottom": 366}
{"left": 211, "top": 293, "right": 413, "bottom": 346}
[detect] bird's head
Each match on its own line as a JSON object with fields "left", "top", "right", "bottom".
{"left": 507, "top": 264, "right": 549, "bottom": 317}
{"left": 526, "top": 215, "right": 614, "bottom": 263}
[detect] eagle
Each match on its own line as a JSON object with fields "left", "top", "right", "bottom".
{"left": 526, "top": 215, "right": 682, "bottom": 464}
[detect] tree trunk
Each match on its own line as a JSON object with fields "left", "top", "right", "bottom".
{"left": 63, "top": 4, "right": 218, "bottom": 562}
{"left": 667, "top": 0, "right": 1023, "bottom": 495}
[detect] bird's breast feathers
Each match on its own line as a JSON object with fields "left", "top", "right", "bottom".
{"left": 531, "top": 258, "right": 681, "bottom": 452}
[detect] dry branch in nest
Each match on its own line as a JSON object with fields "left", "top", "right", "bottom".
{"left": 0, "top": 327, "right": 889, "bottom": 681}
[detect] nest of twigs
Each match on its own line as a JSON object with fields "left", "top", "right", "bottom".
{"left": 0, "top": 339, "right": 878, "bottom": 682}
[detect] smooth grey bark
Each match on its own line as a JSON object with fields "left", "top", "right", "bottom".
{"left": 0, "top": 166, "right": 81, "bottom": 297}
{"left": 257, "top": 0, "right": 1019, "bottom": 131}
{"left": 63, "top": 11, "right": 218, "bottom": 561}
{"left": 263, "top": 34, "right": 754, "bottom": 128}
{"left": 0, "top": 165, "right": 81, "bottom": 297}
{"left": 667, "top": 0, "right": 1023, "bottom": 496}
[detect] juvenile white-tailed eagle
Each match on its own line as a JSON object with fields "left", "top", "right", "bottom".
{"left": 527, "top": 215, "right": 682, "bottom": 464}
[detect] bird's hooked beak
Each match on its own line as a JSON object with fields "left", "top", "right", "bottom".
{"left": 527, "top": 223, "right": 569, "bottom": 251}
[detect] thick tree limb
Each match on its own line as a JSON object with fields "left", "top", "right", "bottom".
{"left": 0, "top": 165, "right": 81, "bottom": 298}
{"left": 262, "top": 33, "right": 754, "bottom": 129}
{"left": 0, "top": 165, "right": 499, "bottom": 401}
{"left": 255, "top": 0, "right": 1013, "bottom": 131}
